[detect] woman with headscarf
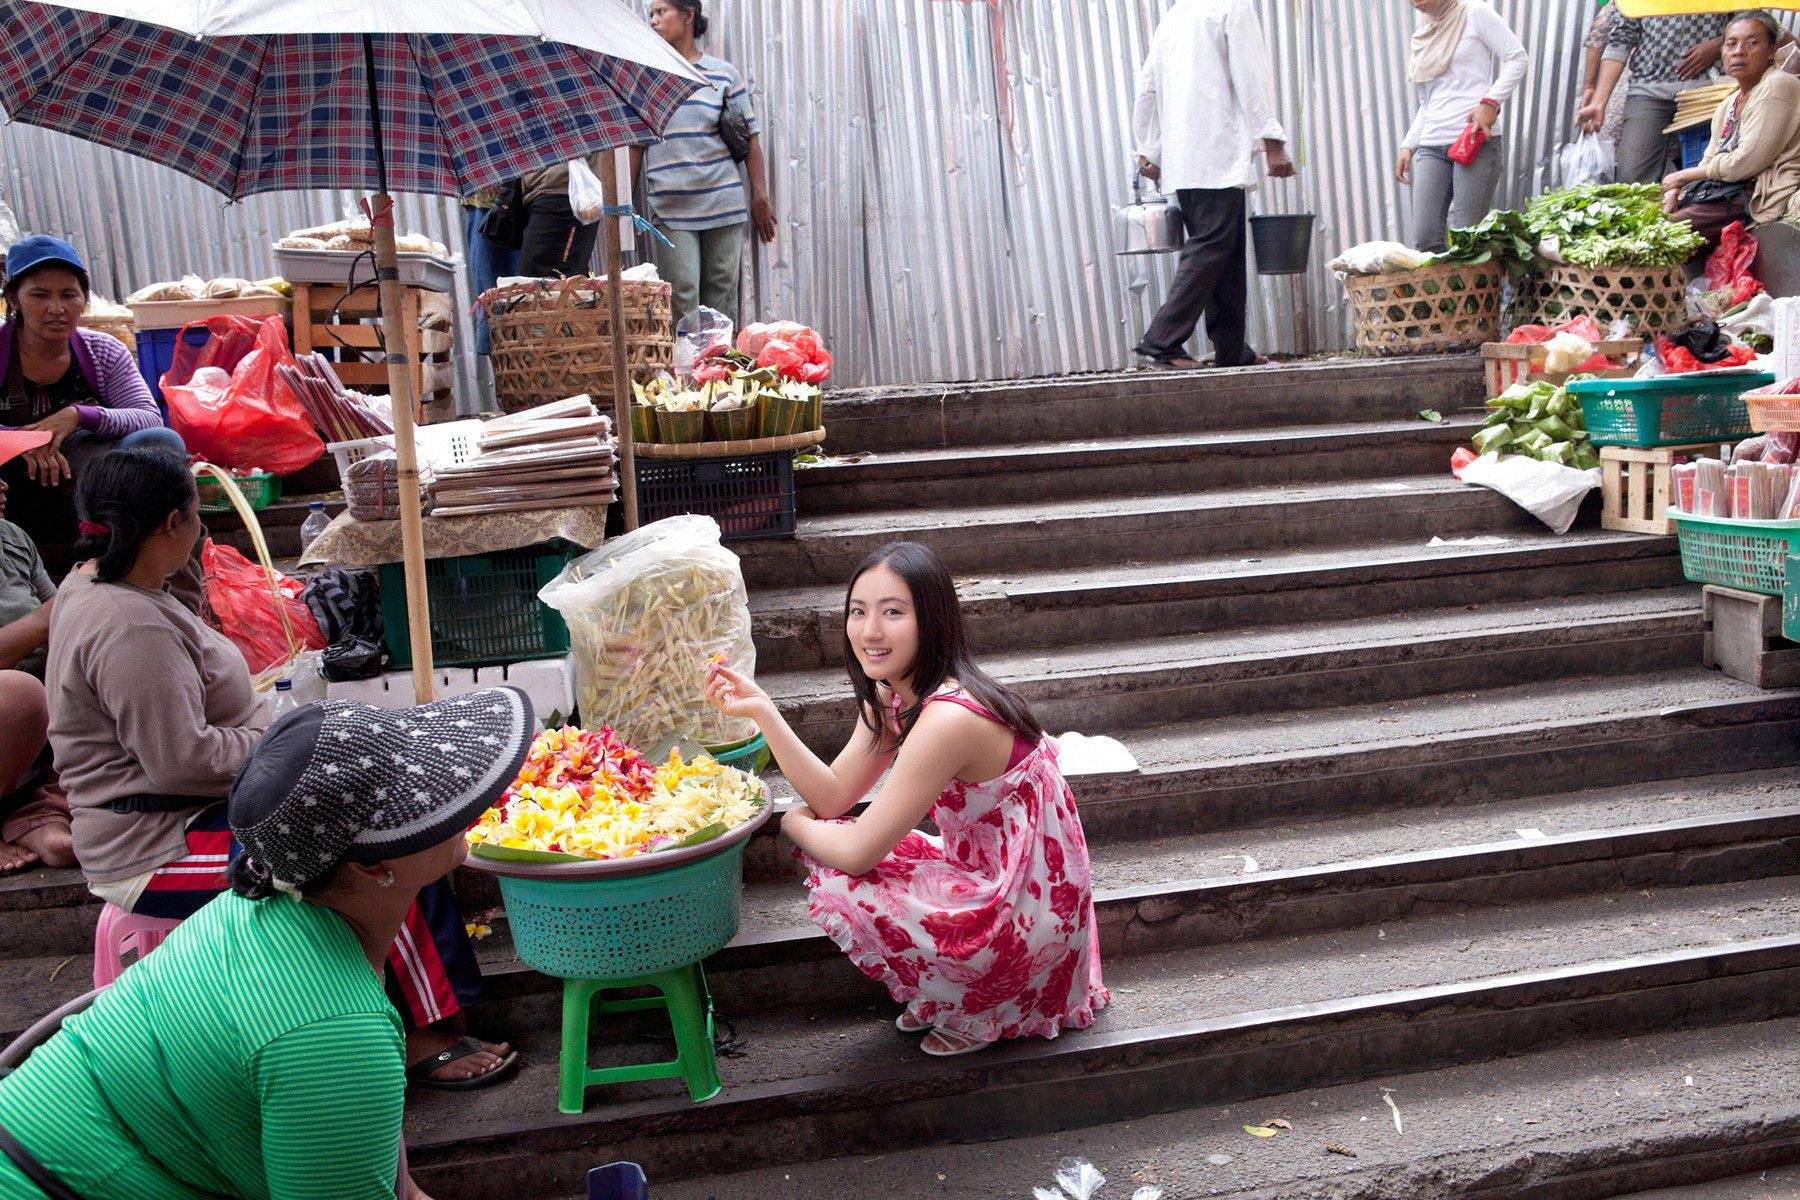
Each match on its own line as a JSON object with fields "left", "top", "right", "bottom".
{"left": 1660, "top": 9, "right": 1800, "bottom": 251}
{"left": 1395, "top": 0, "right": 1529, "bottom": 253}
{"left": 0, "top": 688, "right": 536, "bottom": 1200}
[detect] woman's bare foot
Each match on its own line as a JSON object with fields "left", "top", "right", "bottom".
{"left": 17, "top": 824, "right": 74, "bottom": 870}
{"left": 405, "top": 1028, "right": 513, "bottom": 1084}
{"left": 0, "top": 840, "right": 39, "bottom": 871}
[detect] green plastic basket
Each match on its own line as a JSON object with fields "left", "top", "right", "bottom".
{"left": 195, "top": 471, "right": 279, "bottom": 513}
{"left": 1671, "top": 512, "right": 1800, "bottom": 596}
{"left": 1786, "top": 556, "right": 1800, "bottom": 642}
{"left": 703, "top": 732, "right": 770, "bottom": 774}
{"left": 494, "top": 843, "right": 747, "bottom": 979}
{"left": 1569, "top": 373, "right": 1771, "bottom": 448}
{"left": 379, "top": 541, "right": 574, "bottom": 669}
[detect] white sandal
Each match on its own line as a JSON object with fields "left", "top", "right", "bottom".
{"left": 895, "top": 1004, "right": 930, "bottom": 1034}
{"left": 920, "top": 1026, "right": 992, "bottom": 1057}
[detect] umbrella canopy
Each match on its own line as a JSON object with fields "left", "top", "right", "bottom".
{"left": 0, "top": 0, "right": 702, "bottom": 700}
{"left": 1615, "top": 1, "right": 1800, "bottom": 13}
{"left": 0, "top": 0, "right": 700, "bottom": 199}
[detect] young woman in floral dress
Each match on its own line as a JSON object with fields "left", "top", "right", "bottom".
{"left": 705, "top": 541, "right": 1107, "bottom": 1057}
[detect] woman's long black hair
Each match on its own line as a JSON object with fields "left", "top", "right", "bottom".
{"left": 842, "top": 541, "right": 1045, "bottom": 752}
{"left": 72, "top": 446, "right": 196, "bottom": 582}
{"left": 670, "top": 0, "right": 709, "bottom": 38}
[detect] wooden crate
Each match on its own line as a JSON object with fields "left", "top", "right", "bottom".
{"left": 1479, "top": 339, "right": 1642, "bottom": 400}
{"left": 1599, "top": 442, "right": 1730, "bottom": 536}
{"left": 1702, "top": 584, "right": 1800, "bottom": 688}
{"left": 291, "top": 283, "right": 454, "bottom": 421}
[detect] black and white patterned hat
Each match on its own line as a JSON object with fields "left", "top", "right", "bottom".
{"left": 229, "top": 687, "right": 535, "bottom": 888}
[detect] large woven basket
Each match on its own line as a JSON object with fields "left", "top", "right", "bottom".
{"left": 1344, "top": 261, "right": 1504, "bottom": 356}
{"left": 485, "top": 277, "right": 674, "bottom": 415}
{"left": 1522, "top": 264, "right": 1686, "bottom": 335}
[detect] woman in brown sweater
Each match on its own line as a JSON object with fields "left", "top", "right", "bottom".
{"left": 47, "top": 446, "right": 518, "bottom": 1088}
{"left": 1662, "top": 11, "right": 1800, "bottom": 249}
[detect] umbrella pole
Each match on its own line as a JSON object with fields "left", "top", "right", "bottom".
{"left": 363, "top": 36, "right": 436, "bottom": 701}
{"left": 599, "top": 159, "right": 639, "bottom": 531}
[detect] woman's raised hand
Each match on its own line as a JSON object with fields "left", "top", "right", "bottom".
{"left": 703, "top": 661, "right": 775, "bottom": 723}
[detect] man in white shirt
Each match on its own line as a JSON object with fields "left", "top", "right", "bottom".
{"left": 1133, "top": 0, "right": 1296, "bottom": 370}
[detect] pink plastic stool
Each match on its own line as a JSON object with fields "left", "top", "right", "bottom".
{"left": 93, "top": 903, "right": 182, "bottom": 988}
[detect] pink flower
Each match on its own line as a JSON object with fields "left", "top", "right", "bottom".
{"left": 921, "top": 904, "right": 1003, "bottom": 960}
{"left": 1042, "top": 834, "right": 1066, "bottom": 882}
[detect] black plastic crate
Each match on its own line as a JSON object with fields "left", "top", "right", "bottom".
{"left": 635, "top": 451, "right": 796, "bottom": 541}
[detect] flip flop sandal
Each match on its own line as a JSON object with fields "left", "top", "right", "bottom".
{"left": 895, "top": 1006, "right": 930, "bottom": 1034}
{"left": 1137, "top": 354, "right": 1201, "bottom": 371}
{"left": 920, "top": 1027, "right": 992, "bottom": 1057}
{"left": 406, "top": 1036, "right": 521, "bottom": 1091}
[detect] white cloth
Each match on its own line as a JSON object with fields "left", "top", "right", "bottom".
{"left": 1133, "top": 0, "right": 1288, "bottom": 192}
{"left": 1402, "top": 2, "right": 1529, "bottom": 151}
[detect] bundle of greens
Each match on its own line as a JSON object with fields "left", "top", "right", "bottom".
{"left": 1523, "top": 183, "right": 1703, "bottom": 268}
{"left": 1474, "top": 377, "right": 1601, "bottom": 470}
{"left": 1434, "top": 209, "right": 1538, "bottom": 276}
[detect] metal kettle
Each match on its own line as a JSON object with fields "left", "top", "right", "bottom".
{"left": 1117, "top": 171, "right": 1183, "bottom": 256}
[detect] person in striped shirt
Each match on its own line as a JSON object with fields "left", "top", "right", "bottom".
{"left": 635, "top": 0, "right": 777, "bottom": 325}
{"left": 0, "top": 688, "right": 537, "bottom": 1200}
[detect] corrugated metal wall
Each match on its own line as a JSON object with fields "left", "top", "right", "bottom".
{"left": 0, "top": 1, "right": 1774, "bottom": 390}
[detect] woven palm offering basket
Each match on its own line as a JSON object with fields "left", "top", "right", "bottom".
{"left": 1344, "top": 260, "right": 1504, "bottom": 356}
{"left": 1522, "top": 264, "right": 1685, "bottom": 336}
{"left": 485, "top": 276, "right": 674, "bottom": 415}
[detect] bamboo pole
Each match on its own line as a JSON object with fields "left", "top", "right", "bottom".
{"left": 599, "top": 160, "right": 639, "bottom": 531}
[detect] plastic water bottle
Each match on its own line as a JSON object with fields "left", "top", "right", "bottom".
{"left": 299, "top": 501, "right": 330, "bottom": 554}
{"left": 269, "top": 678, "right": 301, "bottom": 719}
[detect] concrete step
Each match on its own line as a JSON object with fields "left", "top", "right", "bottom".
{"left": 402, "top": 876, "right": 1800, "bottom": 1196}
{"left": 794, "top": 417, "right": 1479, "bottom": 514}
{"left": 650, "top": 1016, "right": 1800, "bottom": 1200}
{"left": 736, "top": 474, "right": 1555, "bottom": 591}
{"left": 819, "top": 359, "right": 1486, "bottom": 454}
{"left": 748, "top": 529, "right": 1681, "bottom": 672}
{"left": 765, "top": 588, "right": 1705, "bottom": 755}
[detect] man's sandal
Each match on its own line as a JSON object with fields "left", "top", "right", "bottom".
{"left": 405, "top": 1036, "right": 521, "bottom": 1091}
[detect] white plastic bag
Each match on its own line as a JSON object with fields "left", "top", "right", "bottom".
{"left": 1328, "top": 241, "right": 1429, "bottom": 278}
{"left": 539, "top": 515, "right": 757, "bottom": 755}
{"left": 673, "top": 306, "right": 735, "bottom": 377}
{"left": 1558, "top": 133, "right": 1614, "bottom": 189}
{"left": 567, "top": 157, "right": 606, "bottom": 225}
{"left": 1460, "top": 453, "right": 1600, "bottom": 534}
{"left": 1543, "top": 331, "right": 1597, "bottom": 374}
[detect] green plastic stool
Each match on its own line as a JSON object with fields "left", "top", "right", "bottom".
{"left": 558, "top": 961, "right": 721, "bottom": 1113}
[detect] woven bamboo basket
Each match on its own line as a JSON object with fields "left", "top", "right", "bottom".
{"left": 1344, "top": 261, "right": 1504, "bottom": 356}
{"left": 1522, "top": 264, "right": 1686, "bottom": 335}
{"left": 484, "top": 277, "right": 673, "bottom": 415}
{"left": 79, "top": 313, "right": 137, "bottom": 348}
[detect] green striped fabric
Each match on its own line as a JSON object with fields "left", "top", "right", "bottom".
{"left": 0, "top": 891, "right": 404, "bottom": 1199}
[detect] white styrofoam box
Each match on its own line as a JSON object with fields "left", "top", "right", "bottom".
{"left": 325, "top": 658, "right": 573, "bottom": 719}
{"left": 1774, "top": 296, "right": 1800, "bottom": 382}
{"left": 466, "top": 656, "right": 576, "bottom": 726}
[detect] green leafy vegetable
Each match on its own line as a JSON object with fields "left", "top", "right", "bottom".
{"left": 1523, "top": 183, "right": 1704, "bottom": 268}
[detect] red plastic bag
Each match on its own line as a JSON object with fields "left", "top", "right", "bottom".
{"left": 1450, "top": 447, "right": 1478, "bottom": 479}
{"left": 201, "top": 538, "right": 327, "bottom": 675}
{"left": 1447, "top": 123, "right": 1489, "bottom": 167}
{"left": 1705, "top": 223, "right": 1763, "bottom": 309}
{"left": 755, "top": 329, "right": 833, "bottom": 384}
{"left": 737, "top": 320, "right": 811, "bottom": 358}
{"left": 1506, "top": 316, "right": 1604, "bottom": 347}
{"left": 163, "top": 316, "right": 324, "bottom": 475}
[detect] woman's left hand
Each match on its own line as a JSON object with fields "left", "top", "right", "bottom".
{"left": 751, "top": 193, "right": 777, "bottom": 245}
{"left": 1467, "top": 102, "right": 1500, "bottom": 135}
{"left": 23, "top": 406, "right": 81, "bottom": 453}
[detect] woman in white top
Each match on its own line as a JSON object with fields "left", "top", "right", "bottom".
{"left": 1395, "top": 0, "right": 1529, "bottom": 253}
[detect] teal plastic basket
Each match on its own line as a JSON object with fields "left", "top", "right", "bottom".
{"left": 494, "top": 843, "right": 747, "bottom": 980}
{"left": 1786, "top": 556, "right": 1800, "bottom": 641}
{"left": 1569, "top": 373, "right": 1771, "bottom": 448}
{"left": 704, "top": 733, "right": 770, "bottom": 775}
{"left": 1671, "top": 512, "right": 1800, "bottom": 596}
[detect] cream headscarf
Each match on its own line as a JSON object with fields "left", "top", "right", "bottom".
{"left": 1409, "top": 0, "right": 1470, "bottom": 84}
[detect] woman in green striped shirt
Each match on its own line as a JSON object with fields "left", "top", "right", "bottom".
{"left": 0, "top": 687, "right": 535, "bottom": 1200}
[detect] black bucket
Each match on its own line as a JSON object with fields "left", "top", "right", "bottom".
{"left": 1249, "top": 213, "right": 1315, "bottom": 276}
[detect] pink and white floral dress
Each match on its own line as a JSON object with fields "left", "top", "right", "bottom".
{"left": 799, "top": 690, "right": 1109, "bottom": 1045}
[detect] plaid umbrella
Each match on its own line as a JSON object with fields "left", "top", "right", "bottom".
{"left": 0, "top": 1, "right": 702, "bottom": 698}
{"left": 0, "top": 4, "right": 699, "bottom": 198}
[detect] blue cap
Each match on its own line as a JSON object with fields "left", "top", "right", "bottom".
{"left": 5, "top": 235, "right": 86, "bottom": 286}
